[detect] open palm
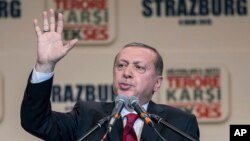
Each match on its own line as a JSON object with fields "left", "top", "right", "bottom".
{"left": 34, "top": 9, "right": 77, "bottom": 72}
{"left": 37, "top": 32, "right": 65, "bottom": 66}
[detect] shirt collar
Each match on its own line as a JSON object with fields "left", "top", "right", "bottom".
{"left": 121, "top": 102, "right": 149, "bottom": 118}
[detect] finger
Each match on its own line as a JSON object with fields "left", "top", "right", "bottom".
{"left": 33, "top": 19, "right": 42, "bottom": 37}
{"left": 49, "top": 9, "right": 55, "bottom": 32}
{"left": 43, "top": 11, "right": 49, "bottom": 32}
{"left": 64, "top": 39, "right": 78, "bottom": 51}
{"left": 57, "top": 13, "right": 64, "bottom": 34}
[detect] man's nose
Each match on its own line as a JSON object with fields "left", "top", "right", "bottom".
{"left": 123, "top": 66, "right": 133, "bottom": 79}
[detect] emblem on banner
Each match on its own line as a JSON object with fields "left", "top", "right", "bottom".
{"left": 162, "top": 65, "right": 230, "bottom": 123}
{"left": 46, "top": 0, "right": 117, "bottom": 45}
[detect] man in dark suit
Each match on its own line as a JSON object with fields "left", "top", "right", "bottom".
{"left": 21, "top": 9, "right": 199, "bottom": 141}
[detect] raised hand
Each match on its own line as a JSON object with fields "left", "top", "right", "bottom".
{"left": 33, "top": 9, "right": 78, "bottom": 73}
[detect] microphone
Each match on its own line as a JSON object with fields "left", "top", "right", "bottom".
{"left": 108, "top": 95, "right": 128, "bottom": 132}
{"left": 149, "top": 114, "right": 199, "bottom": 141}
{"left": 129, "top": 96, "right": 154, "bottom": 128}
{"left": 78, "top": 115, "right": 111, "bottom": 141}
{"left": 128, "top": 97, "right": 168, "bottom": 141}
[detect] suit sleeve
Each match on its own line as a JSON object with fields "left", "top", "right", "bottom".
{"left": 184, "top": 114, "right": 200, "bottom": 141}
{"left": 20, "top": 73, "right": 79, "bottom": 141}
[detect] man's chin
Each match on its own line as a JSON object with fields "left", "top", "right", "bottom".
{"left": 116, "top": 91, "right": 135, "bottom": 97}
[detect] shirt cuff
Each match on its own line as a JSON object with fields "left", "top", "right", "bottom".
{"left": 30, "top": 68, "right": 54, "bottom": 83}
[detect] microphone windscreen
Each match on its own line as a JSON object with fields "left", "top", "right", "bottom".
{"left": 115, "top": 94, "right": 129, "bottom": 106}
{"left": 128, "top": 96, "right": 139, "bottom": 109}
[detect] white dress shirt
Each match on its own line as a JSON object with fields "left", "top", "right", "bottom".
{"left": 31, "top": 68, "right": 54, "bottom": 83}
{"left": 121, "top": 103, "right": 149, "bottom": 140}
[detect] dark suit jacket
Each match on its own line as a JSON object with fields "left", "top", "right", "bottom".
{"left": 21, "top": 75, "right": 200, "bottom": 141}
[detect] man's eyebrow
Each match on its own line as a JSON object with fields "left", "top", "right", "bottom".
{"left": 134, "top": 60, "right": 149, "bottom": 66}
{"left": 117, "top": 59, "right": 146, "bottom": 66}
{"left": 118, "top": 59, "right": 128, "bottom": 64}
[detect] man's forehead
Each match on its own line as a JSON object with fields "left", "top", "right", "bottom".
{"left": 118, "top": 46, "right": 155, "bottom": 56}
{"left": 115, "top": 47, "right": 156, "bottom": 64}
{"left": 120, "top": 46, "right": 151, "bottom": 51}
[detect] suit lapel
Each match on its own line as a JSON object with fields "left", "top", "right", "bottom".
{"left": 104, "top": 102, "right": 123, "bottom": 141}
{"left": 108, "top": 117, "right": 123, "bottom": 141}
{"left": 140, "top": 101, "right": 165, "bottom": 141}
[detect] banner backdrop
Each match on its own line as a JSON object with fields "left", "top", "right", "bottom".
{"left": 0, "top": 72, "right": 3, "bottom": 123}
{"left": 162, "top": 65, "right": 229, "bottom": 123}
{"left": 0, "top": 0, "right": 250, "bottom": 141}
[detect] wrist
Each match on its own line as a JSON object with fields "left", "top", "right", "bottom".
{"left": 35, "top": 62, "right": 55, "bottom": 73}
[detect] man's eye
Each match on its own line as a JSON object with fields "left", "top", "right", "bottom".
{"left": 117, "top": 64, "right": 126, "bottom": 69}
{"left": 136, "top": 66, "right": 142, "bottom": 69}
{"left": 135, "top": 65, "right": 146, "bottom": 72}
{"left": 118, "top": 64, "right": 124, "bottom": 67}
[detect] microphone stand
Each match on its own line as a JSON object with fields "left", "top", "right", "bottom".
{"left": 78, "top": 116, "right": 111, "bottom": 141}
{"left": 149, "top": 114, "right": 199, "bottom": 141}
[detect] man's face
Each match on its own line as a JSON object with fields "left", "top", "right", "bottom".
{"left": 113, "top": 46, "right": 162, "bottom": 104}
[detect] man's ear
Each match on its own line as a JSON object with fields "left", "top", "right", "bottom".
{"left": 154, "top": 76, "right": 163, "bottom": 92}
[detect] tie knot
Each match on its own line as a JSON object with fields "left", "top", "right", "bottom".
{"left": 126, "top": 113, "right": 139, "bottom": 125}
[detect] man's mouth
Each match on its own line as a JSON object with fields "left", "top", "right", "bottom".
{"left": 119, "top": 83, "right": 133, "bottom": 90}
